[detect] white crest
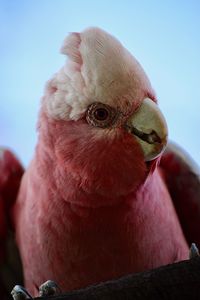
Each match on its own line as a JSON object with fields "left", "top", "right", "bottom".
{"left": 43, "top": 27, "right": 154, "bottom": 121}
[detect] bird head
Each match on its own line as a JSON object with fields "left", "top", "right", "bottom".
{"left": 38, "top": 27, "right": 168, "bottom": 204}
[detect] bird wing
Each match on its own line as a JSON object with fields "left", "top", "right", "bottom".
{"left": 160, "top": 142, "right": 200, "bottom": 248}
{"left": 0, "top": 148, "right": 24, "bottom": 297}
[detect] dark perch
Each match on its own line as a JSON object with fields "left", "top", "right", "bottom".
{"left": 34, "top": 257, "right": 200, "bottom": 300}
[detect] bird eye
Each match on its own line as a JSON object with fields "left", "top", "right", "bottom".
{"left": 86, "top": 102, "right": 117, "bottom": 128}
{"left": 94, "top": 108, "right": 109, "bottom": 121}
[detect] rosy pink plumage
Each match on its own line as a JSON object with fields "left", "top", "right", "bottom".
{"left": 1, "top": 28, "right": 200, "bottom": 297}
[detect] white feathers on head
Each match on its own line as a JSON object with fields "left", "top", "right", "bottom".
{"left": 43, "top": 27, "right": 154, "bottom": 121}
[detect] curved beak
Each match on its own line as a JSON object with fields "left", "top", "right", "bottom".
{"left": 125, "top": 98, "right": 168, "bottom": 161}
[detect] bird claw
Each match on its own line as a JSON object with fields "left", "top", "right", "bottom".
{"left": 11, "top": 280, "right": 61, "bottom": 299}
{"left": 39, "top": 280, "right": 61, "bottom": 297}
{"left": 11, "top": 285, "right": 33, "bottom": 300}
{"left": 189, "top": 243, "right": 200, "bottom": 259}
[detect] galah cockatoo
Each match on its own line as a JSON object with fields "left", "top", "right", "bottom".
{"left": 0, "top": 27, "right": 200, "bottom": 298}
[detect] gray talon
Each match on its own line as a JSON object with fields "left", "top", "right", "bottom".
{"left": 39, "top": 280, "right": 61, "bottom": 297}
{"left": 189, "top": 243, "right": 200, "bottom": 259}
{"left": 11, "top": 285, "right": 33, "bottom": 300}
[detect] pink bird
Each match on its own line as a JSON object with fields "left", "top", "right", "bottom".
{"left": 0, "top": 27, "right": 200, "bottom": 298}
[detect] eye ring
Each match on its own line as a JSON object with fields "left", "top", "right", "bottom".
{"left": 86, "top": 102, "right": 118, "bottom": 128}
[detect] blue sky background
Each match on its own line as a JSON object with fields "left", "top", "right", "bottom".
{"left": 1, "top": 1, "right": 200, "bottom": 167}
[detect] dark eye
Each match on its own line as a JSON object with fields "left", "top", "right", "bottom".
{"left": 94, "top": 108, "right": 109, "bottom": 121}
{"left": 86, "top": 102, "right": 118, "bottom": 128}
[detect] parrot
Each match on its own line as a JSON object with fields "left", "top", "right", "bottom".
{"left": 0, "top": 27, "right": 200, "bottom": 298}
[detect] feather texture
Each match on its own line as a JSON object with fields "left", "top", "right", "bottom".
{"left": 12, "top": 28, "right": 189, "bottom": 296}
{"left": 45, "top": 27, "right": 155, "bottom": 121}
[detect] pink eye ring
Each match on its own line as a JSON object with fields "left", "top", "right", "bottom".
{"left": 86, "top": 102, "right": 118, "bottom": 128}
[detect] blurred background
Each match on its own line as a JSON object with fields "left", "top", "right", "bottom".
{"left": 0, "top": 0, "right": 200, "bottom": 167}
